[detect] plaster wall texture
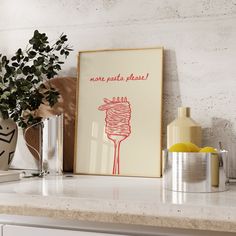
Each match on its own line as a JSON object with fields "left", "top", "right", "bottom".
{"left": 0, "top": 0, "right": 236, "bottom": 176}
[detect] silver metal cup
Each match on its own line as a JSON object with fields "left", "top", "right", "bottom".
{"left": 163, "top": 150, "right": 229, "bottom": 193}
{"left": 39, "top": 114, "right": 63, "bottom": 176}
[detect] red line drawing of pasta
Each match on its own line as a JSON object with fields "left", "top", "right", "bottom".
{"left": 98, "top": 97, "right": 131, "bottom": 175}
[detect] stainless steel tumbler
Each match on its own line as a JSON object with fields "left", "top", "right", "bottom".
{"left": 39, "top": 114, "right": 63, "bottom": 175}
{"left": 163, "top": 150, "right": 229, "bottom": 193}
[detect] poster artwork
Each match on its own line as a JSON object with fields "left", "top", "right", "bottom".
{"left": 75, "top": 48, "right": 163, "bottom": 177}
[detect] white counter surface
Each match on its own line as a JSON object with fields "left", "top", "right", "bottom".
{"left": 0, "top": 175, "right": 235, "bottom": 233}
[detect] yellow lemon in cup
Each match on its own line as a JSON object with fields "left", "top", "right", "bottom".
{"left": 169, "top": 143, "right": 190, "bottom": 152}
{"left": 184, "top": 142, "right": 200, "bottom": 152}
{"left": 199, "top": 146, "right": 217, "bottom": 153}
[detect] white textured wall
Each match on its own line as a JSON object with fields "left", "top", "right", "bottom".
{"left": 1, "top": 0, "right": 236, "bottom": 176}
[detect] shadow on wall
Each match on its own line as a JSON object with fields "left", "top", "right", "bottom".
{"left": 162, "top": 49, "right": 182, "bottom": 149}
{"left": 202, "top": 117, "right": 236, "bottom": 178}
{"left": 59, "top": 67, "right": 77, "bottom": 78}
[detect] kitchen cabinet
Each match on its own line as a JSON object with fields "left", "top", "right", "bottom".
{"left": 1, "top": 216, "right": 236, "bottom": 236}
{"left": 3, "top": 225, "right": 127, "bottom": 236}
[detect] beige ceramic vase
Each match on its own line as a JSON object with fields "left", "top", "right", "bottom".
{"left": 167, "top": 107, "right": 202, "bottom": 148}
{"left": 0, "top": 116, "right": 18, "bottom": 170}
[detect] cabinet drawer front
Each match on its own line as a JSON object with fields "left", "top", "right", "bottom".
{"left": 3, "top": 225, "right": 128, "bottom": 236}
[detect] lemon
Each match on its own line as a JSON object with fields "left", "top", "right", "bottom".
{"left": 199, "top": 146, "right": 217, "bottom": 153}
{"left": 184, "top": 142, "right": 200, "bottom": 152}
{"left": 169, "top": 143, "right": 190, "bottom": 152}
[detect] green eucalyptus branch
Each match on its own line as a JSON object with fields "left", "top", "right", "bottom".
{"left": 0, "top": 30, "right": 73, "bottom": 128}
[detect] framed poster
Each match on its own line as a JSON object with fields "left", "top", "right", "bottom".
{"left": 74, "top": 48, "right": 163, "bottom": 177}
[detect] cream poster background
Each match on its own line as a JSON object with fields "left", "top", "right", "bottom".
{"left": 75, "top": 48, "right": 163, "bottom": 177}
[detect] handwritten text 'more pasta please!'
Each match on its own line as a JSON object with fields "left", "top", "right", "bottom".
{"left": 89, "top": 73, "right": 149, "bottom": 83}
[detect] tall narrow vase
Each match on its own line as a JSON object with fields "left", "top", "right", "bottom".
{"left": 40, "top": 114, "right": 64, "bottom": 175}
{"left": 24, "top": 114, "right": 64, "bottom": 176}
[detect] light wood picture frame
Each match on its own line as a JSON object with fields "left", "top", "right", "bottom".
{"left": 74, "top": 47, "right": 163, "bottom": 177}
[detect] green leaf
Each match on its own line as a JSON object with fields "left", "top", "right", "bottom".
{"left": 30, "top": 66, "right": 36, "bottom": 74}
{"left": 19, "top": 121, "right": 27, "bottom": 129}
{"left": 16, "top": 56, "right": 21, "bottom": 63}
{"left": 23, "top": 57, "right": 29, "bottom": 62}
{"left": 33, "top": 60, "right": 39, "bottom": 66}
{"left": 56, "top": 45, "right": 62, "bottom": 51}
{"left": 34, "top": 69, "right": 41, "bottom": 76}
{"left": 26, "top": 75, "right": 34, "bottom": 81}
{"left": 2, "top": 56, "right": 7, "bottom": 63}
{"left": 37, "top": 57, "right": 44, "bottom": 64}
{"left": 16, "top": 68, "right": 22, "bottom": 74}
{"left": 12, "top": 62, "right": 19, "bottom": 67}
{"left": 45, "top": 45, "right": 52, "bottom": 53}
{"left": 54, "top": 64, "right": 61, "bottom": 70}
{"left": 28, "top": 50, "right": 37, "bottom": 58}
{"left": 60, "top": 35, "right": 67, "bottom": 41}
{"left": 22, "top": 66, "right": 31, "bottom": 75}
{"left": 19, "top": 102, "right": 28, "bottom": 110}
{"left": 16, "top": 48, "right": 22, "bottom": 56}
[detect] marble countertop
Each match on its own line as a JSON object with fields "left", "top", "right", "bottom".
{"left": 0, "top": 175, "right": 236, "bottom": 233}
